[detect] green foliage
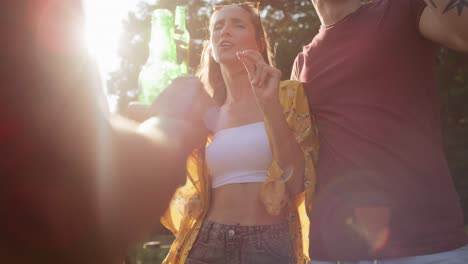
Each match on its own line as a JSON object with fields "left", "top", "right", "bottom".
{"left": 108, "top": 0, "right": 468, "bottom": 224}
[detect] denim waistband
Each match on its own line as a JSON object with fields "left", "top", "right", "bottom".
{"left": 198, "top": 221, "right": 290, "bottom": 242}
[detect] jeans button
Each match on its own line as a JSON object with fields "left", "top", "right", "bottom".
{"left": 228, "top": 229, "right": 235, "bottom": 238}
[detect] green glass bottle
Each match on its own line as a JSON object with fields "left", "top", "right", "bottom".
{"left": 174, "top": 6, "right": 190, "bottom": 74}
{"left": 138, "top": 9, "right": 182, "bottom": 105}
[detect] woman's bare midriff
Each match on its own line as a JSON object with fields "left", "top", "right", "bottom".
{"left": 205, "top": 182, "right": 287, "bottom": 225}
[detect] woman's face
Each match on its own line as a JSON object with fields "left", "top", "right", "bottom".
{"left": 210, "top": 6, "right": 260, "bottom": 64}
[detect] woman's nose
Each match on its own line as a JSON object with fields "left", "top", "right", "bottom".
{"left": 221, "top": 26, "right": 231, "bottom": 37}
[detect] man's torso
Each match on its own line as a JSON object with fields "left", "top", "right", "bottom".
{"left": 292, "top": 0, "right": 468, "bottom": 260}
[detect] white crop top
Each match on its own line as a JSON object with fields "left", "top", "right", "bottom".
{"left": 205, "top": 122, "right": 272, "bottom": 189}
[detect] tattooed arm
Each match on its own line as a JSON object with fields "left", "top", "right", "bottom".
{"left": 420, "top": 0, "right": 468, "bottom": 52}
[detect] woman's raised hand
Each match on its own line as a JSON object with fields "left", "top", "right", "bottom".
{"left": 237, "top": 49, "right": 282, "bottom": 110}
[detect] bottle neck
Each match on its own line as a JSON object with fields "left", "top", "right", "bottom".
{"left": 175, "top": 8, "right": 186, "bottom": 29}
{"left": 175, "top": 15, "right": 186, "bottom": 29}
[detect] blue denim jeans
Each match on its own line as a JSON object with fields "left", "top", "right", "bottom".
{"left": 309, "top": 244, "right": 468, "bottom": 264}
{"left": 186, "top": 221, "right": 296, "bottom": 264}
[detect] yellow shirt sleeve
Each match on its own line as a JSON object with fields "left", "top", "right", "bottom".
{"left": 261, "top": 80, "right": 319, "bottom": 262}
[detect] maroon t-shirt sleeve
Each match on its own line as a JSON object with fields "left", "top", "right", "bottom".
{"left": 291, "top": 52, "right": 304, "bottom": 81}
{"left": 392, "top": 0, "right": 427, "bottom": 28}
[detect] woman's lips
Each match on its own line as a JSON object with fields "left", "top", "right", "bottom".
{"left": 219, "top": 40, "right": 234, "bottom": 48}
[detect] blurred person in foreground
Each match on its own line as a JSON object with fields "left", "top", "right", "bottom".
{"left": 291, "top": 0, "right": 468, "bottom": 263}
{"left": 0, "top": 0, "right": 214, "bottom": 263}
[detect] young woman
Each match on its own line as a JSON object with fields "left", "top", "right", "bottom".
{"left": 162, "top": 2, "right": 319, "bottom": 264}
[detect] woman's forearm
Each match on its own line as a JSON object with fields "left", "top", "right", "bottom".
{"left": 262, "top": 101, "right": 305, "bottom": 196}
{"left": 98, "top": 116, "right": 205, "bottom": 254}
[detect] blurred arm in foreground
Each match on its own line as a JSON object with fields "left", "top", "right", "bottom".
{"left": 0, "top": 0, "right": 211, "bottom": 263}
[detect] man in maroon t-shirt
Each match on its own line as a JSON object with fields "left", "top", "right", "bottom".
{"left": 291, "top": 0, "right": 468, "bottom": 263}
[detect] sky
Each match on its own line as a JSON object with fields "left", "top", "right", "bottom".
{"left": 82, "top": 0, "right": 156, "bottom": 111}
{"left": 83, "top": 0, "right": 143, "bottom": 76}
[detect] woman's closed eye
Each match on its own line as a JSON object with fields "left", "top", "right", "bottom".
{"left": 213, "top": 23, "right": 245, "bottom": 31}
{"left": 213, "top": 23, "right": 223, "bottom": 31}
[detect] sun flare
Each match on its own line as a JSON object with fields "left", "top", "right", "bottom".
{"left": 83, "top": 0, "right": 131, "bottom": 74}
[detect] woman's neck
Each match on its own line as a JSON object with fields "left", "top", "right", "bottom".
{"left": 313, "top": 0, "right": 363, "bottom": 26}
{"left": 221, "top": 64, "right": 256, "bottom": 106}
